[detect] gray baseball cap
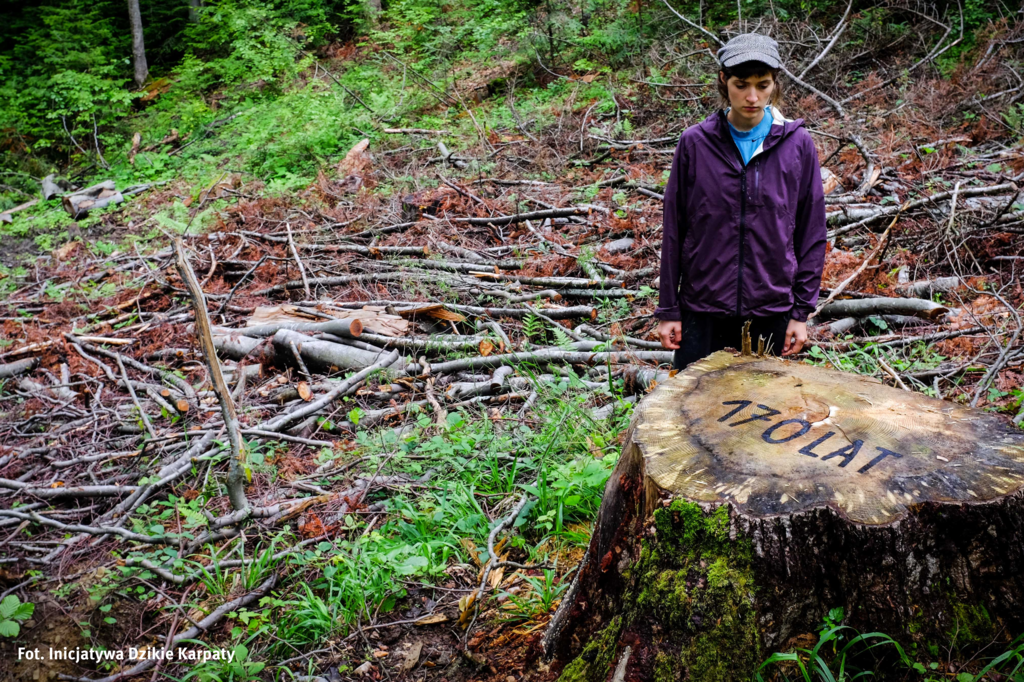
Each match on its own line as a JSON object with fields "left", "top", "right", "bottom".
{"left": 717, "top": 33, "right": 782, "bottom": 69}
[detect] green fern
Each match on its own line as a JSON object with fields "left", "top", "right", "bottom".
{"left": 522, "top": 313, "right": 543, "bottom": 341}
{"left": 178, "top": 504, "right": 208, "bottom": 529}
{"left": 552, "top": 326, "right": 575, "bottom": 351}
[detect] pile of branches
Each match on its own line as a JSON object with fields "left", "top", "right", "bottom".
{"left": 0, "top": 173, "right": 683, "bottom": 679}
{"left": 1, "top": 142, "right": 1023, "bottom": 680}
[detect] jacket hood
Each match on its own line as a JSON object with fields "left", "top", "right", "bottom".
{"left": 690, "top": 106, "right": 806, "bottom": 168}
{"left": 700, "top": 106, "right": 806, "bottom": 144}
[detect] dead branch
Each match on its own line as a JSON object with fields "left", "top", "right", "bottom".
{"left": 0, "top": 357, "right": 38, "bottom": 378}
{"left": 173, "top": 238, "right": 249, "bottom": 512}
{"left": 256, "top": 349, "right": 401, "bottom": 432}
{"left": 816, "top": 297, "right": 950, "bottom": 321}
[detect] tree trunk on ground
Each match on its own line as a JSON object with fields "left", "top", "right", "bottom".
{"left": 62, "top": 180, "right": 123, "bottom": 219}
{"left": 543, "top": 350, "right": 1024, "bottom": 681}
{"left": 127, "top": 0, "right": 148, "bottom": 87}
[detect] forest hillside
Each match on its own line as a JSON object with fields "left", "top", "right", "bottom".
{"left": 1, "top": 1, "right": 1023, "bottom": 681}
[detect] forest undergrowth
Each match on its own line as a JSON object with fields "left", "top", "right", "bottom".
{"left": 1, "top": 0, "right": 1024, "bottom": 680}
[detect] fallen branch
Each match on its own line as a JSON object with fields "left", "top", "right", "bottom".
{"left": 454, "top": 207, "right": 592, "bottom": 226}
{"left": 811, "top": 204, "right": 906, "bottom": 321}
{"left": 829, "top": 183, "right": 1017, "bottom": 236}
{"left": 405, "top": 348, "right": 673, "bottom": 375}
{"left": 813, "top": 325, "right": 987, "bottom": 351}
{"left": 285, "top": 221, "right": 312, "bottom": 299}
{"left": 174, "top": 238, "right": 249, "bottom": 512}
{"left": 256, "top": 349, "right": 401, "bottom": 432}
{"left": 384, "top": 128, "right": 449, "bottom": 135}
{"left": 273, "top": 330, "right": 400, "bottom": 372}
{"left": 0, "top": 357, "right": 38, "bottom": 379}
{"left": 219, "top": 318, "right": 363, "bottom": 339}
{"left": 254, "top": 272, "right": 411, "bottom": 296}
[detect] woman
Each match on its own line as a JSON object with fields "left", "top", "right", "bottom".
{"left": 655, "top": 33, "right": 827, "bottom": 369}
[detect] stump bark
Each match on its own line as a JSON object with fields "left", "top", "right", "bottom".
{"left": 544, "top": 350, "right": 1024, "bottom": 681}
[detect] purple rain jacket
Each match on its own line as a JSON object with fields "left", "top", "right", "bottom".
{"left": 654, "top": 106, "right": 827, "bottom": 323}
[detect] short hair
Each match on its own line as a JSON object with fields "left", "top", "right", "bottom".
{"left": 717, "top": 61, "right": 783, "bottom": 108}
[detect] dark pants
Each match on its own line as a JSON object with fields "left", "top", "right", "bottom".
{"left": 672, "top": 312, "right": 790, "bottom": 370}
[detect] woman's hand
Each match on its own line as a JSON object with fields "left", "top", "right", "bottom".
{"left": 782, "top": 319, "right": 808, "bottom": 356}
{"left": 658, "top": 320, "right": 683, "bottom": 349}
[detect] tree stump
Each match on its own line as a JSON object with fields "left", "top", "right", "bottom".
{"left": 543, "top": 350, "right": 1024, "bottom": 681}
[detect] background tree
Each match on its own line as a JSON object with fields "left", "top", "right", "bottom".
{"left": 127, "top": 0, "right": 148, "bottom": 86}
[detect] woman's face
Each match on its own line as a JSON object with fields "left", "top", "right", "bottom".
{"left": 721, "top": 71, "right": 775, "bottom": 128}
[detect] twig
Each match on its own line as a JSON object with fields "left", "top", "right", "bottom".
{"left": 779, "top": 65, "right": 846, "bottom": 118}
{"left": 840, "top": 6, "right": 961, "bottom": 105}
{"left": 92, "top": 114, "right": 110, "bottom": 170}
{"left": 877, "top": 356, "right": 910, "bottom": 391}
{"left": 945, "top": 180, "right": 964, "bottom": 238}
{"left": 286, "top": 222, "right": 311, "bottom": 299}
{"left": 658, "top": 0, "right": 723, "bottom": 47}
{"left": 797, "top": 0, "right": 852, "bottom": 79}
{"left": 289, "top": 340, "right": 313, "bottom": 382}
{"left": 115, "top": 355, "right": 157, "bottom": 440}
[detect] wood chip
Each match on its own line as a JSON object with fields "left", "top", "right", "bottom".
{"left": 414, "top": 613, "right": 449, "bottom": 625}
{"left": 460, "top": 538, "right": 482, "bottom": 567}
{"left": 402, "top": 642, "right": 423, "bottom": 672}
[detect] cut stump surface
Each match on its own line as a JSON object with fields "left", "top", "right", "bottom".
{"left": 637, "top": 351, "right": 1024, "bottom": 525}
{"left": 545, "top": 351, "right": 1024, "bottom": 682}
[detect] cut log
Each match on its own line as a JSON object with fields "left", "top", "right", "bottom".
{"left": 896, "top": 276, "right": 961, "bottom": 299}
{"left": 545, "top": 350, "right": 1024, "bottom": 682}
{"left": 62, "top": 180, "right": 123, "bottom": 218}
{"left": 272, "top": 330, "right": 402, "bottom": 372}
{"left": 816, "top": 297, "right": 949, "bottom": 321}
{"left": 224, "top": 317, "right": 363, "bottom": 339}
{"left": 212, "top": 332, "right": 263, "bottom": 360}
{"left": 41, "top": 174, "right": 71, "bottom": 200}
{"left": 247, "top": 304, "right": 408, "bottom": 337}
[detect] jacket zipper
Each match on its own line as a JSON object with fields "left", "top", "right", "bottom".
{"left": 727, "top": 110, "right": 776, "bottom": 317}
{"left": 737, "top": 167, "right": 747, "bottom": 317}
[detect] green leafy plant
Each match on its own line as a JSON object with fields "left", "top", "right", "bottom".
{"left": 0, "top": 595, "right": 35, "bottom": 637}
{"left": 522, "top": 313, "right": 544, "bottom": 342}
{"left": 551, "top": 326, "right": 575, "bottom": 350}
{"left": 173, "top": 640, "right": 267, "bottom": 682}
{"left": 499, "top": 569, "right": 568, "bottom": 623}
{"left": 756, "top": 611, "right": 915, "bottom": 681}
{"left": 1004, "top": 103, "right": 1024, "bottom": 137}
{"left": 757, "top": 608, "right": 1024, "bottom": 681}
